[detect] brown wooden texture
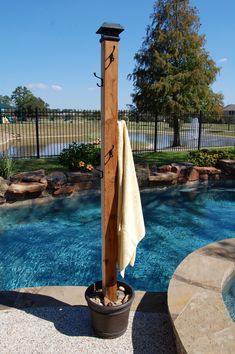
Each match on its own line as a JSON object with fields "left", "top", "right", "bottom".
{"left": 101, "top": 40, "right": 119, "bottom": 302}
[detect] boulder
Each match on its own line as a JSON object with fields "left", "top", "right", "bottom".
{"left": 72, "top": 181, "right": 94, "bottom": 192}
{"left": 149, "top": 172, "right": 178, "bottom": 184}
{"left": 135, "top": 164, "right": 150, "bottom": 187}
{"left": 177, "top": 166, "right": 195, "bottom": 184}
{"left": 149, "top": 164, "right": 158, "bottom": 175}
{"left": 157, "top": 165, "right": 172, "bottom": 173}
{"left": 188, "top": 168, "right": 199, "bottom": 182}
{"left": 10, "top": 170, "right": 46, "bottom": 184}
{"left": 217, "top": 159, "right": 235, "bottom": 177}
{"left": 8, "top": 182, "right": 46, "bottom": 194}
{"left": 171, "top": 163, "right": 195, "bottom": 183}
{"left": 0, "top": 177, "right": 9, "bottom": 197}
{"left": 46, "top": 172, "right": 67, "bottom": 190}
{"left": 171, "top": 165, "right": 181, "bottom": 176}
{"left": 67, "top": 171, "right": 94, "bottom": 183}
{"left": 194, "top": 166, "right": 221, "bottom": 175}
{"left": 53, "top": 186, "right": 75, "bottom": 196}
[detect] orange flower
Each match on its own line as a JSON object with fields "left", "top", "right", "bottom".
{"left": 79, "top": 161, "right": 85, "bottom": 167}
{"left": 86, "top": 164, "right": 94, "bottom": 171}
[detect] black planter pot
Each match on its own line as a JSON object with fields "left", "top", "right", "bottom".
{"left": 85, "top": 280, "right": 135, "bottom": 339}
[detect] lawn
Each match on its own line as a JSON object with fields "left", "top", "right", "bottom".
{"left": 12, "top": 148, "right": 235, "bottom": 175}
{"left": 13, "top": 157, "right": 66, "bottom": 175}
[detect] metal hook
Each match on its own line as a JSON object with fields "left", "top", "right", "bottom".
{"left": 109, "top": 46, "right": 115, "bottom": 63}
{"left": 93, "top": 72, "right": 103, "bottom": 87}
{"left": 105, "top": 46, "right": 116, "bottom": 70}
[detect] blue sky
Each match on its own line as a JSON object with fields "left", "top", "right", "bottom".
{"left": 1, "top": 0, "right": 234, "bottom": 109}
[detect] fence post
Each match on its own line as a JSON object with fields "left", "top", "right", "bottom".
{"left": 154, "top": 112, "right": 158, "bottom": 152}
{"left": 198, "top": 111, "right": 202, "bottom": 150}
{"left": 35, "top": 108, "right": 40, "bottom": 158}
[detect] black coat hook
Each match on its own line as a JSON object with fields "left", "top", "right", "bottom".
{"left": 93, "top": 72, "right": 103, "bottom": 87}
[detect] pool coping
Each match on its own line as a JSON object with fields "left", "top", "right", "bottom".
{"left": 168, "top": 237, "right": 235, "bottom": 354}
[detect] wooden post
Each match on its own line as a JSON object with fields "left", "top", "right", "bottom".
{"left": 96, "top": 23, "right": 124, "bottom": 302}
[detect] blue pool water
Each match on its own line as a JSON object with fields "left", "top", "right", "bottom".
{"left": 0, "top": 182, "right": 235, "bottom": 292}
{"left": 223, "top": 276, "right": 235, "bottom": 322}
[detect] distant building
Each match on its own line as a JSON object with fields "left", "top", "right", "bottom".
{"left": 224, "top": 104, "right": 235, "bottom": 116}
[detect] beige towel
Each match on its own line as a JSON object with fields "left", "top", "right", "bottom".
{"left": 117, "top": 120, "right": 145, "bottom": 277}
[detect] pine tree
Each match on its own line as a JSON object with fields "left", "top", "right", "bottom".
{"left": 129, "top": 0, "right": 223, "bottom": 146}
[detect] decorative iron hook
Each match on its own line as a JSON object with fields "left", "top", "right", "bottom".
{"left": 93, "top": 72, "right": 103, "bottom": 87}
{"left": 105, "top": 46, "right": 116, "bottom": 70}
{"left": 96, "top": 145, "right": 115, "bottom": 178}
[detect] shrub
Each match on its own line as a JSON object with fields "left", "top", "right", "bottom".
{"left": 0, "top": 155, "right": 14, "bottom": 179}
{"left": 58, "top": 142, "right": 101, "bottom": 171}
{"left": 188, "top": 149, "right": 231, "bottom": 167}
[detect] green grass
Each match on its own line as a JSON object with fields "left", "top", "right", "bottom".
{"left": 134, "top": 147, "right": 235, "bottom": 165}
{"left": 12, "top": 148, "right": 235, "bottom": 175}
{"left": 13, "top": 158, "right": 66, "bottom": 175}
{"left": 134, "top": 151, "right": 189, "bottom": 165}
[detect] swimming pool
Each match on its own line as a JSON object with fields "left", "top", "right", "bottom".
{"left": 0, "top": 182, "right": 235, "bottom": 292}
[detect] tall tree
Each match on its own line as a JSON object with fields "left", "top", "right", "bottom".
{"left": 129, "top": 0, "right": 223, "bottom": 146}
{"left": 0, "top": 95, "right": 12, "bottom": 106}
{"left": 11, "top": 86, "right": 49, "bottom": 111}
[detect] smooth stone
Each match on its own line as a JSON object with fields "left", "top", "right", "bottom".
{"left": 8, "top": 182, "right": 46, "bottom": 194}
{"left": 46, "top": 172, "right": 67, "bottom": 189}
{"left": 10, "top": 170, "right": 46, "bottom": 183}
{"left": 149, "top": 172, "right": 178, "bottom": 182}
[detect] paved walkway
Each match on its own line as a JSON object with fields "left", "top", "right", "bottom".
{"left": 0, "top": 287, "right": 176, "bottom": 354}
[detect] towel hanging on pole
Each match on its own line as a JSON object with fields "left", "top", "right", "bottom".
{"left": 117, "top": 120, "right": 145, "bottom": 277}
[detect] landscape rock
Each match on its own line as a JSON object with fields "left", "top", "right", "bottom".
{"left": 72, "top": 181, "right": 94, "bottom": 191}
{"left": 194, "top": 166, "right": 221, "bottom": 175}
{"left": 67, "top": 171, "right": 94, "bottom": 183}
{"left": 188, "top": 168, "right": 199, "bottom": 182}
{"left": 53, "top": 186, "right": 75, "bottom": 196}
{"left": 135, "top": 164, "right": 150, "bottom": 187}
{"left": 8, "top": 182, "right": 47, "bottom": 194}
{"left": 157, "top": 164, "right": 172, "bottom": 173}
{"left": 171, "top": 164, "right": 194, "bottom": 183}
{"left": 0, "top": 177, "right": 9, "bottom": 197}
{"left": 149, "top": 172, "right": 178, "bottom": 184}
{"left": 10, "top": 170, "right": 46, "bottom": 183}
{"left": 171, "top": 165, "right": 181, "bottom": 175}
{"left": 217, "top": 159, "right": 235, "bottom": 177}
{"left": 0, "top": 196, "right": 6, "bottom": 204}
{"left": 46, "top": 172, "right": 67, "bottom": 190}
{"left": 149, "top": 164, "right": 158, "bottom": 175}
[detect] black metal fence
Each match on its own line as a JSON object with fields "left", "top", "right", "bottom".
{"left": 0, "top": 109, "right": 234, "bottom": 158}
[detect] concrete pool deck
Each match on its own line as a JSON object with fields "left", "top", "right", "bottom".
{"left": 0, "top": 287, "right": 177, "bottom": 354}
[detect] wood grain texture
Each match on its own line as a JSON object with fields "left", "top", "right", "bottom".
{"left": 101, "top": 40, "right": 119, "bottom": 302}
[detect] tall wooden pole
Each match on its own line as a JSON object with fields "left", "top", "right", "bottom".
{"left": 96, "top": 23, "right": 124, "bottom": 302}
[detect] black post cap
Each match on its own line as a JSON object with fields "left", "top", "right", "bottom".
{"left": 96, "top": 22, "right": 124, "bottom": 42}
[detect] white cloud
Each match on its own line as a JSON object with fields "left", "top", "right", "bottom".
{"left": 218, "top": 58, "right": 228, "bottom": 63}
{"left": 26, "top": 83, "right": 49, "bottom": 89}
{"left": 51, "top": 84, "right": 63, "bottom": 91}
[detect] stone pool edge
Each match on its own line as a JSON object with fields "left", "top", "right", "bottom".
{"left": 168, "top": 237, "right": 235, "bottom": 354}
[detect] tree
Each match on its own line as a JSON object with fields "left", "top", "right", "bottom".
{"left": 11, "top": 86, "right": 49, "bottom": 112}
{"left": 0, "top": 95, "right": 12, "bottom": 106}
{"left": 129, "top": 0, "right": 223, "bottom": 146}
